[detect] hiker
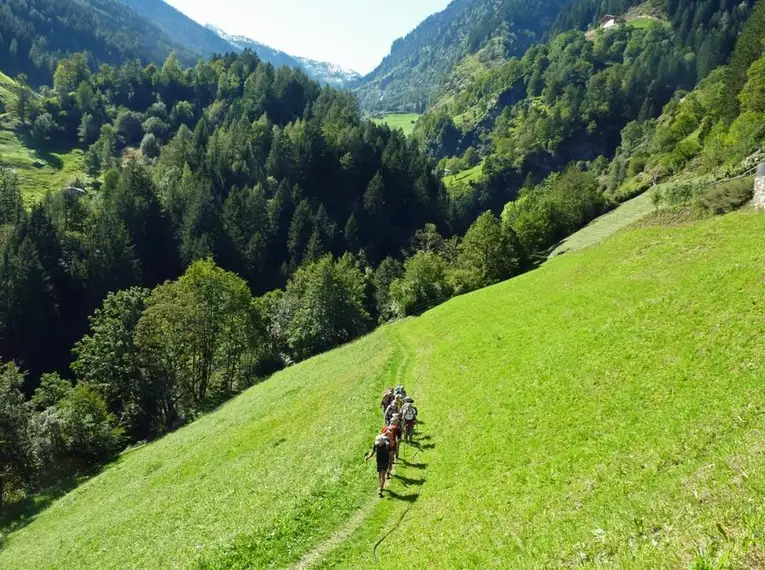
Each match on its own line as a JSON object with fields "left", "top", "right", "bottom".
{"left": 394, "top": 385, "right": 407, "bottom": 399}
{"left": 381, "top": 417, "right": 400, "bottom": 477}
{"left": 365, "top": 434, "right": 391, "bottom": 497}
{"left": 384, "top": 394, "right": 403, "bottom": 426}
{"left": 401, "top": 398, "right": 417, "bottom": 442}
{"left": 380, "top": 387, "right": 395, "bottom": 420}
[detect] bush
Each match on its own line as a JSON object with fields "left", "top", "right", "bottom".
{"left": 140, "top": 133, "right": 160, "bottom": 159}
{"left": 142, "top": 117, "right": 169, "bottom": 140}
{"left": 115, "top": 110, "right": 144, "bottom": 146}
{"left": 57, "top": 384, "right": 123, "bottom": 467}
{"left": 697, "top": 177, "right": 754, "bottom": 214}
{"left": 32, "top": 112, "right": 54, "bottom": 144}
{"left": 270, "top": 255, "right": 371, "bottom": 361}
{"left": 388, "top": 251, "right": 452, "bottom": 317}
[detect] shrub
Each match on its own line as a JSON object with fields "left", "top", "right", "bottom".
{"left": 270, "top": 255, "right": 371, "bottom": 362}
{"left": 697, "top": 177, "right": 754, "bottom": 214}
{"left": 388, "top": 251, "right": 452, "bottom": 317}
{"left": 115, "top": 110, "right": 144, "bottom": 146}
{"left": 57, "top": 384, "right": 123, "bottom": 467}
{"left": 140, "top": 133, "right": 160, "bottom": 159}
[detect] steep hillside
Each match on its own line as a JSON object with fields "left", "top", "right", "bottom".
{"left": 0, "top": 72, "right": 83, "bottom": 202}
{"left": 2, "top": 209, "right": 765, "bottom": 568}
{"left": 353, "top": 0, "right": 575, "bottom": 113}
{"left": 411, "top": 0, "right": 756, "bottom": 228}
{"left": 0, "top": 0, "right": 195, "bottom": 86}
{"left": 117, "top": 0, "right": 234, "bottom": 56}
{"left": 207, "top": 25, "right": 360, "bottom": 88}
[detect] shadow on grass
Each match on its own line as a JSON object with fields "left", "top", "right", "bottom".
{"left": 386, "top": 490, "right": 420, "bottom": 503}
{"left": 398, "top": 460, "right": 427, "bottom": 470}
{"left": 0, "top": 475, "right": 81, "bottom": 547}
{"left": 393, "top": 474, "right": 425, "bottom": 486}
{"left": 408, "top": 439, "right": 436, "bottom": 451}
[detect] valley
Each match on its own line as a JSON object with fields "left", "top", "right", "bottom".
{"left": 1, "top": 0, "right": 765, "bottom": 567}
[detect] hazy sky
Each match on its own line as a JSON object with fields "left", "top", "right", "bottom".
{"left": 165, "top": 0, "right": 452, "bottom": 74}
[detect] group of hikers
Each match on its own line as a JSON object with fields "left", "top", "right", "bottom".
{"left": 364, "top": 385, "right": 418, "bottom": 497}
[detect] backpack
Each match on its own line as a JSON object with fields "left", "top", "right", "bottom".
{"left": 403, "top": 405, "right": 415, "bottom": 421}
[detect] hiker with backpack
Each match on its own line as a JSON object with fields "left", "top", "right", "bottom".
{"left": 401, "top": 397, "right": 417, "bottom": 443}
{"left": 380, "top": 416, "right": 401, "bottom": 477}
{"left": 365, "top": 434, "right": 391, "bottom": 497}
{"left": 380, "top": 387, "right": 395, "bottom": 421}
{"left": 384, "top": 394, "right": 403, "bottom": 426}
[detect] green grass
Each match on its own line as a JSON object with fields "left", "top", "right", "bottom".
{"left": 0, "top": 126, "right": 84, "bottom": 204}
{"left": 550, "top": 190, "right": 655, "bottom": 257}
{"left": 0, "top": 72, "right": 85, "bottom": 203}
{"left": 0, "top": 71, "right": 19, "bottom": 111}
{"left": 371, "top": 113, "right": 421, "bottom": 136}
{"left": 627, "top": 17, "right": 662, "bottom": 29}
{"left": 443, "top": 160, "right": 484, "bottom": 193}
{"left": 3, "top": 210, "right": 765, "bottom": 568}
{"left": 0, "top": 123, "right": 84, "bottom": 204}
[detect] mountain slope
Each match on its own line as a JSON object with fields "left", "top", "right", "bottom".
{"left": 353, "top": 0, "right": 575, "bottom": 113}
{"left": 0, "top": 0, "right": 195, "bottom": 85}
{"left": 3, "top": 209, "right": 765, "bottom": 568}
{"left": 207, "top": 25, "right": 360, "bottom": 88}
{"left": 117, "top": 0, "right": 233, "bottom": 56}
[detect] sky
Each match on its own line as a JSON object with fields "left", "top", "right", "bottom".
{"left": 164, "top": 0, "right": 452, "bottom": 75}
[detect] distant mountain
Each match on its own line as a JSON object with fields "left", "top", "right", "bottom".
{"left": 117, "top": 0, "right": 234, "bottom": 56}
{"left": 0, "top": 0, "right": 195, "bottom": 86}
{"left": 114, "top": 0, "right": 359, "bottom": 87}
{"left": 207, "top": 26, "right": 360, "bottom": 88}
{"left": 354, "top": 0, "right": 576, "bottom": 113}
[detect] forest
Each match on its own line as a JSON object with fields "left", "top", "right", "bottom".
{"left": 0, "top": 0, "right": 195, "bottom": 86}
{"left": 353, "top": 0, "right": 576, "bottom": 112}
{"left": 413, "top": 0, "right": 757, "bottom": 225}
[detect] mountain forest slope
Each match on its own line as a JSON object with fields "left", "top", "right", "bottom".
{"left": 1, "top": 209, "right": 764, "bottom": 568}
{"left": 0, "top": 0, "right": 196, "bottom": 85}
{"left": 354, "top": 0, "right": 575, "bottom": 113}
{"left": 411, "top": 0, "right": 758, "bottom": 229}
{"left": 116, "top": 0, "right": 234, "bottom": 57}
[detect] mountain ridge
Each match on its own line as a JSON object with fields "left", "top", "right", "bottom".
{"left": 206, "top": 25, "right": 360, "bottom": 88}
{"left": 353, "top": 0, "right": 576, "bottom": 113}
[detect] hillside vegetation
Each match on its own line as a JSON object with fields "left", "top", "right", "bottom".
{"left": 117, "top": 0, "right": 233, "bottom": 57}
{"left": 413, "top": 0, "right": 757, "bottom": 237}
{"left": 354, "top": 0, "right": 575, "bottom": 113}
{"left": 0, "top": 0, "right": 195, "bottom": 86}
{"left": 2, "top": 209, "right": 764, "bottom": 568}
{"left": 0, "top": 72, "right": 83, "bottom": 202}
{"left": 371, "top": 113, "right": 421, "bottom": 136}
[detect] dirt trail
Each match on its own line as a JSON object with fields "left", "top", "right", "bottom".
{"left": 289, "top": 500, "right": 378, "bottom": 570}
{"left": 287, "top": 326, "right": 418, "bottom": 570}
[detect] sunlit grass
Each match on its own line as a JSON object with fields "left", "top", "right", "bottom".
{"left": 443, "top": 160, "right": 484, "bottom": 194}
{"left": 371, "top": 113, "right": 421, "bottom": 136}
{"left": 2, "top": 210, "right": 765, "bottom": 568}
{"left": 550, "top": 190, "right": 655, "bottom": 257}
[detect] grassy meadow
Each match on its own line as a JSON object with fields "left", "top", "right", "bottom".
{"left": 442, "top": 160, "right": 484, "bottom": 194}
{"left": 371, "top": 113, "right": 420, "bottom": 136}
{"left": 550, "top": 190, "right": 655, "bottom": 257}
{"left": 2, "top": 210, "right": 765, "bottom": 568}
{"left": 0, "top": 72, "right": 84, "bottom": 204}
